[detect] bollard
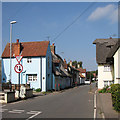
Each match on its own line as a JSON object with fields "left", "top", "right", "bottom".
{"left": 58, "top": 84, "right": 60, "bottom": 91}
{"left": 55, "top": 84, "right": 56, "bottom": 91}
{"left": 75, "top": 82, "right": 77, "bottom": 87}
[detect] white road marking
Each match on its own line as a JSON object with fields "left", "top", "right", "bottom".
{"left": 10, "top": 100, "right": 23, "bottom": 104}
{"left": 9, "top": 109, "right": 25, "bottom": 114}
{"left": 0, "top": 105, "right": 6, "bottom": 108}
{"left": 94, "top": 90, "right": 97, "bottom": 120}
{"left": 26, "top": 111, "right": 42, "bottom": 120}
{"left": 94, "top": 108, "right": 96, "bottom": 119}
{"left": 102, "top": 112, "right": 105, "bottom": 119}
{"left": 0, "top": 109, "right": 8, "bottom": 112}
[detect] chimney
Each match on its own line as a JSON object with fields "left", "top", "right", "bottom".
{"left": 70, "top": 60, "right": 72, "bottom": 66}
{"left": 78, "top": 64, "right": 80, "bottom": 68}
{"left": 13, "top": 39, "right": 20, "bottom": 56}
{"left": 50, "top": 43, "right": 56, "bottom": 54}
{"left": 64, "top": 59, "right": 66, "bottom": 64}
{"left": 110, "top": 37, "right": 112, "bottom": 39}
{"left": 17, "top": 39, "right": 19, "bottom": 43}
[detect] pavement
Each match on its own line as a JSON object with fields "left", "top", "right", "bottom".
{"left": 96, "top": 91, "right": 120, "bottom": 119}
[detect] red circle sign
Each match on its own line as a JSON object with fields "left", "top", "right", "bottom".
{"left": 14, "top": 64, "right": 23, "bottom": 73}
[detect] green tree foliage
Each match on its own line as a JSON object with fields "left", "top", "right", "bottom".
{"left": 78, "top": 61, "right": 82, "bottom": 68}
{"left": 86, "top": 71, "right": 94, "bottom": 80}
{"left": 111, "top": 84, "right": 120, "bottom": 112}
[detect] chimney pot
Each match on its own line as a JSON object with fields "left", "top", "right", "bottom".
{"left": 110, "top": 37, "right": 112, "bottom": 39}
{"left": 70, "top": 60, "right": 72, "bottom": 66}
{"left": 16, "top": 39, "right": 19, "bottom": 43}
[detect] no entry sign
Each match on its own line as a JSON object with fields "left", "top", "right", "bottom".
{"left": 14, "top": 64, "right": 23, "bottom": 73}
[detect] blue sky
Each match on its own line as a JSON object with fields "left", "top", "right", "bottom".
{"left": 2, "top": 2, "right": 118, "bottom": 71}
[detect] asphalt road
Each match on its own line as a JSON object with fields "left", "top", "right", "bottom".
{"left": 1, "top": 83, "right": 97, "bottom": 119}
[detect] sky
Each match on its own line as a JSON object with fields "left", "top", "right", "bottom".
{"left": 1, "top": 1, "right": 119, "bottom": 71}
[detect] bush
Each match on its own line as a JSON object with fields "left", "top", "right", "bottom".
{"left": 35, "top": 88, "right": 41, "bottom": 92}
{"left": 111, "top": 84, "right": 120, "bottom": 112}
{"left": 99, "top": 86, "right": 110, "bottom": 93}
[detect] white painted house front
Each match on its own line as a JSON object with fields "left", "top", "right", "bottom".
{"left": 2, "top": 40, "right": 52, "bottom": 92}
{"left": 93, "top": 38, "right": 120, "bottom": 89}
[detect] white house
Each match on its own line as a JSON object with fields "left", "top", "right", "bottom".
{"left": 77, "top": 67, "right": 86, "bottom": 84}
{"left": 93, "top": 38, "right": 120, "bottom": 89}
{"left": 2, "top": 39, "right": 52, "bottom": 92}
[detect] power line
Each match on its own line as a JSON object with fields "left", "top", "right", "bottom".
{"left": 52, "top": 2, "right": 96, "bottom": 43}
{"left": 3, "top": 2, "right": 29, "bottom": 23}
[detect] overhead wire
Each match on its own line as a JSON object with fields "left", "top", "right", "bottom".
{"left": 52, "top": 2, "right": 96, "bottom": 43}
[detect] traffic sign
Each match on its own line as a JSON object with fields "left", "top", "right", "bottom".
{"left": 16, "top": 55, "right": 23, "bottom": 63}
{"left": 14, "top": 64, "right": 23, "bottom": 73}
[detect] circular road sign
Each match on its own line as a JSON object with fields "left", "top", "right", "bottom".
{"left": 14, "top": 64, "right": 23, "bottom": 73}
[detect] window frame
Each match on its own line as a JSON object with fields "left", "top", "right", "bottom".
{"left": 27, "top": 57, "right": 32, "bottom": 63}
{"left": 27, "top": 74, "right": 37, "bottom": 82}
{"left": 104, "top": 65, "right": 111, "bottom": 72}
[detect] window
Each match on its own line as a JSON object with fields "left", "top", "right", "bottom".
{"left": 27, "top": 58, "right": 32, "bottom": 63}
{"left": 109, "top": 81, "right": 113, "bottom": 85}
{"left": 104, "top": 81, "right": 113, "bottom": 87}
{"left": 104, "top": 65, "right": 111, "bottom": 72}
{"left": 28, "top": 74, "right": 37, "bottom": 81}
{"left": 104, "top": 81, "right": 108, "bottom": 87}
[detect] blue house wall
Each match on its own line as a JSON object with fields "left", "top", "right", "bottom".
{"left": 2, "top": 43, "right": 52, "bottom": 92}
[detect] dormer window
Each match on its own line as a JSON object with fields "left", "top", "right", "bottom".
{"left": 27, "top": 58, "right": 32, "bottom": 63}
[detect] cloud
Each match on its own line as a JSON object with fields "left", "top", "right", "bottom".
{"left": 88, "top": 4, "right": 118, "bottom": 23}
{"left": 109, "top": 8, "right": 118, "bottom": 23}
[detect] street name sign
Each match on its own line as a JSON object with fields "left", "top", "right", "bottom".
{"left": 14, "top": 64, "right": 23, "bottom": 73}
{"left": 16, "top": 55, "right": 23, "bottom": 63}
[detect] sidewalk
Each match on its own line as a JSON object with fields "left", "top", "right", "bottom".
{"left": 96, "top": 92, "right": 120, "bottom": 119}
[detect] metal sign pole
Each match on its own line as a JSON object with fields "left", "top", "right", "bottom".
{"left": 18, "top": 73, "right": 20, "bottom": 99}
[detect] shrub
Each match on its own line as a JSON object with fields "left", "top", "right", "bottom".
{"left": 35, "top": 88, "right": 41, "bottom": 92}
{"left": 111, "top": 84, "right": 120, "bottom": 112}
{"left": 99, "top": 86, "right": 110, "bottom": 93}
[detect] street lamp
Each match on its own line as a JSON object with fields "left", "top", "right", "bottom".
{"left": 10, "top": 21, "right": 17, "bottom": 91}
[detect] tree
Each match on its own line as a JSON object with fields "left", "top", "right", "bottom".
{"left": 78, "top": 61, "right": 82, "bottom": 68}
{"left": 68, "top": 60, "right": 83, "bottom": 68}
{"left": 72, "top": 61, "right": 77, "bottom": 68}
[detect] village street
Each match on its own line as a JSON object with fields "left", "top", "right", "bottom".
{"left": 1, "top": 83, "right": 97, "bottom": 119}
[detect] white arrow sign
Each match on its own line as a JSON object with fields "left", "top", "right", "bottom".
{"left": 14, "top": 64, "right": 23, "bottom": 73}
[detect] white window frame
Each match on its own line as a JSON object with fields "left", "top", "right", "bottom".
{"left": 27, "top": 74, "right": 37, "bottom": 82}
{"left": 104, "top": 80, "right": 113, "bottom": 87}
{"left": 104, "top": 65, "right": 111, "bottom": 72}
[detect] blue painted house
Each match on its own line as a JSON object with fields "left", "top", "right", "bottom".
{"left": 50, "top": 44, "right": 71, "bottom": 90}
{"left": 2, "top": 39, "right": 52, "bottom": 92}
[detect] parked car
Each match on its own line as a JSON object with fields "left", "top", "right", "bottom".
{"left": 85, "top": 79, "right": 91, "bottom": 85}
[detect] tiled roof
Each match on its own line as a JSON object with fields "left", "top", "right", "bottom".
{"left": 77, "top": 68, "right": 86, "bottom": 73}
{"left": 2, "top": 41, "right": 50, "bottom": 58}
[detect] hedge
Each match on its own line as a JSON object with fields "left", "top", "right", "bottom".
{"left": 111, "top": 84, "right": 120, "bottom": 112}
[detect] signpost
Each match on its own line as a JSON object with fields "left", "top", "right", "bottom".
{"left": 14, "top": 56, "right": 23, "bottom": 98}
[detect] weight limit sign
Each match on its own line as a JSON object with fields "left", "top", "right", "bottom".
{"left": 14, "top": 64, "right": 23, "bottom": 73}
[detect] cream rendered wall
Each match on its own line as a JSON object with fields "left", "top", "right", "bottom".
{"left": 98, "top": 64, "right": 113, "bottom": 89}
{"left": 113, "top": 47, "right": 120, "bottom": 84}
